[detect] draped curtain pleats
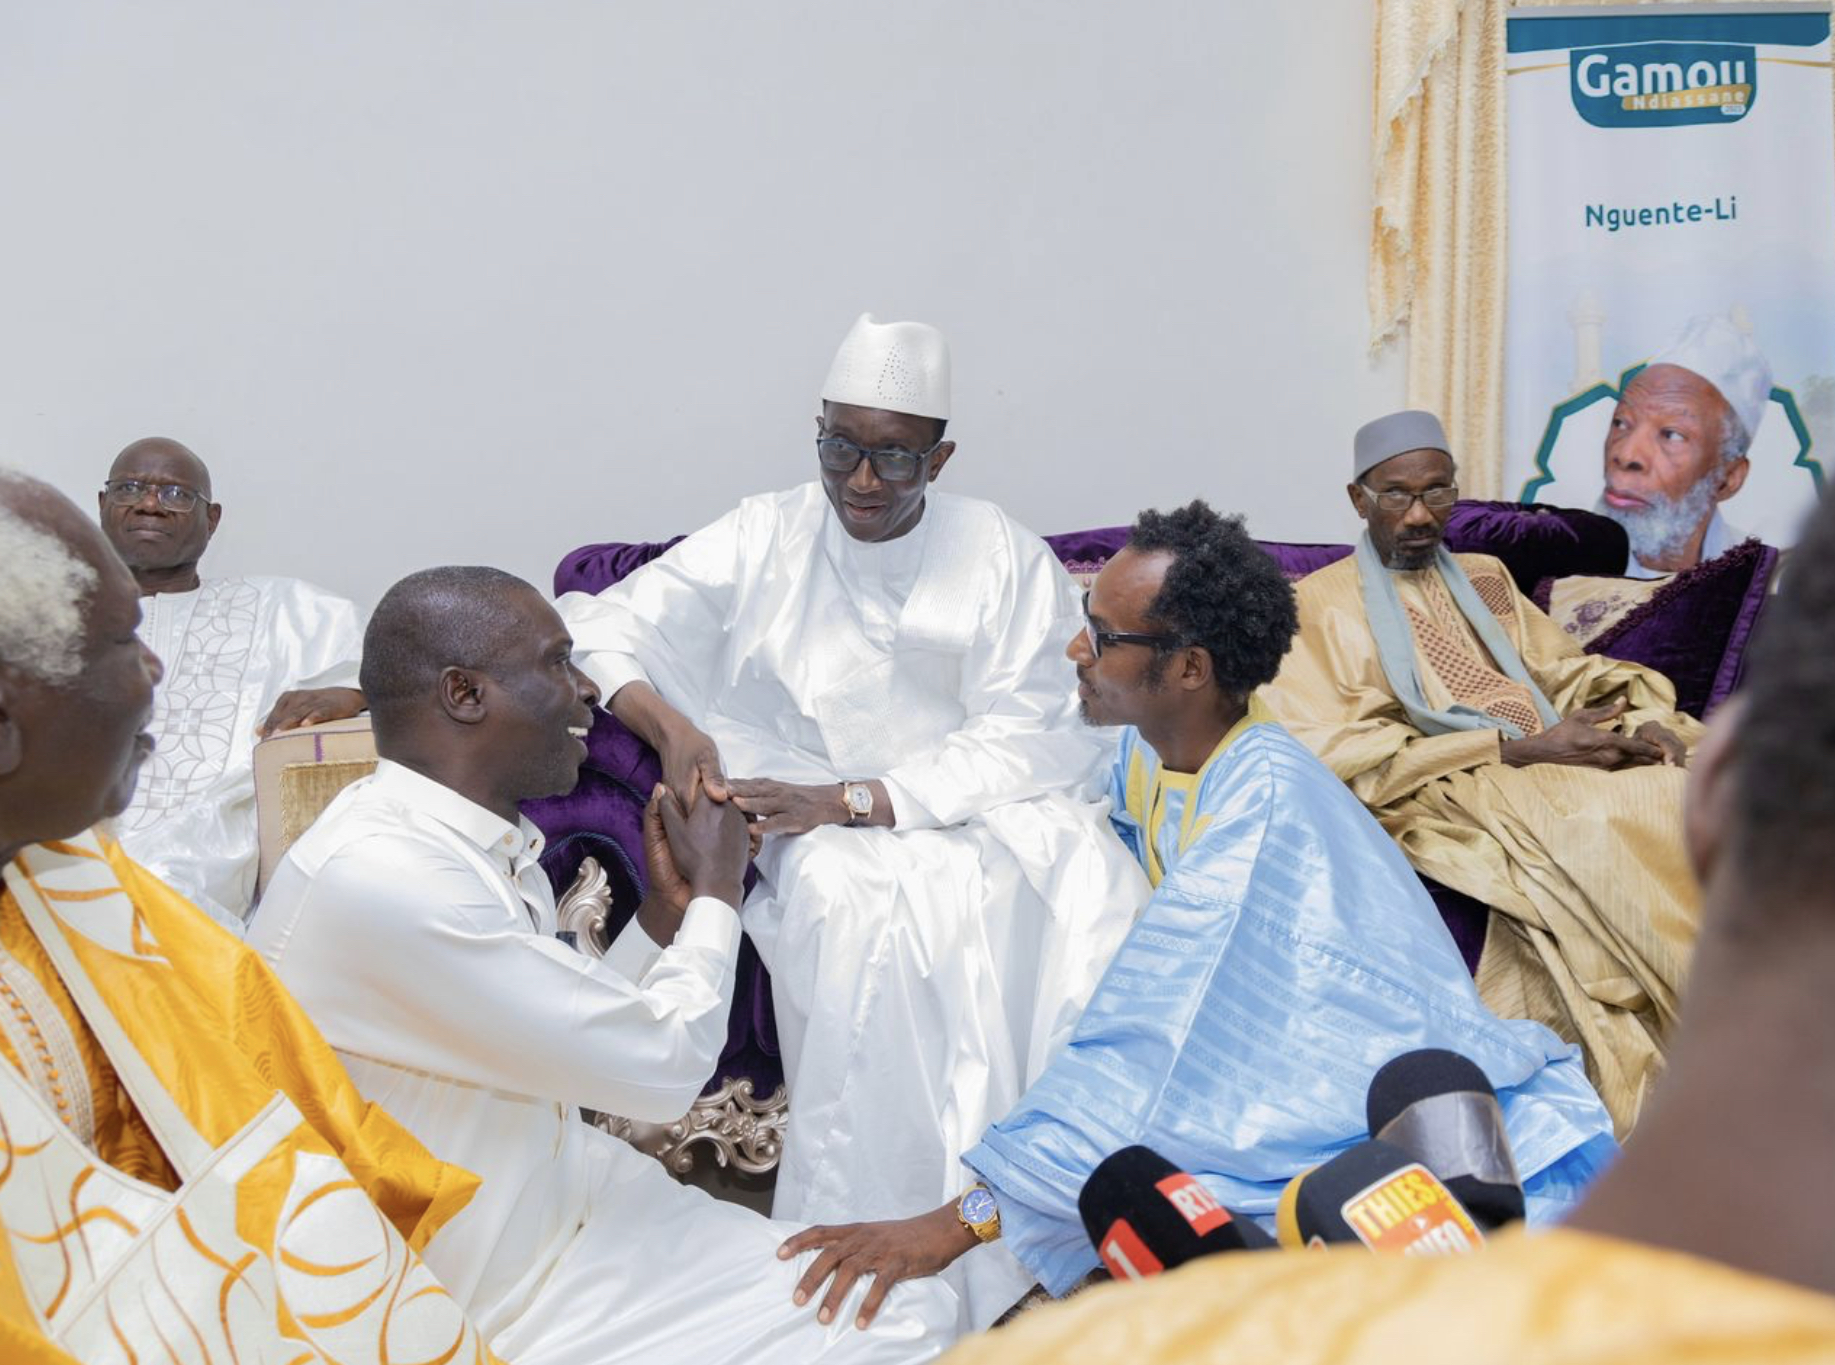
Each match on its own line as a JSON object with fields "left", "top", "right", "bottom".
{"left": 1369, "top": 0, "right": 1833, "bottom": 500}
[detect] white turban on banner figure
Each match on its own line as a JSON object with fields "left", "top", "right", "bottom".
{"left": 1598, "top": 314, "right": 1773, "bottom": 578}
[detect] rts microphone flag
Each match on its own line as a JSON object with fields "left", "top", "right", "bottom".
{"left": 1078, "top": 1145, "right": 1273, "bottom": 1280}
{"left": 1366, "top": 1048, "right": 1526, "bottom": 1230}
{"left": 1275, "top": 1139, "right": 1484, "bottom": 1255}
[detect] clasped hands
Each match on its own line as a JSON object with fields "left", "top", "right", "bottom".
{"left": 656, "top": 723, "right": 881, "bottom": 840}
{"left": 634, "top": 723, "right": 879, "bottom": 942}
{"left": 1499, "top": 697, "right": 1689, "bottom": 771}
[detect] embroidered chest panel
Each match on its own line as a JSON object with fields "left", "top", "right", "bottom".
{"left": 1404, "top": 568, "right": 1545, "bottom": 737}
{"left": 120, "top": 581, "right": 263, "bottom": 828}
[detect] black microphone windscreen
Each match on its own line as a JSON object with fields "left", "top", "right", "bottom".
{"left": 1078, "top": 1145, "right": 1273, "bottom": 1280}
{"left": 1366, "top": 1049, "right": 1494, "bottom": 1134}
{"left": 1288, "top": 1139, "right": 1484, "bottom": 1255}
{"left": 1365, "top": 1049, "right": 1525, "bottom": 1230}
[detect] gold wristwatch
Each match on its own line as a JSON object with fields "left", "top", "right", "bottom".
{"left": 840, "top": 780, "right": 875, "bottom": 826}
{"left": 956, "top": 1183, "right": 1001, "bottom": 1243}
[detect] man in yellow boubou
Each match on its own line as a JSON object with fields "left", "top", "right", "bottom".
{"left": 0, "top": 468, "right": 495, "bottom": 1364}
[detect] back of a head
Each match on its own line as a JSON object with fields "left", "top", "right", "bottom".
{"left": 1126, "top": 500, "right": 1299, "bottom": 697}
{"left": 1733, "top": 493, "right": 1835, "bottom": 903}
{"left": 361, "top": 566, "right": 541, "bottom": 731}
{"left": 0, "top": 470, "right": 102, "bottom": 688}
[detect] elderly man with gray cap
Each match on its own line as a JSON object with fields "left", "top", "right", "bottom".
{"left": 559, "top": 314, "right": 1144, "bottom": 1326}
{"left": 1600, "top": 314, "right": 1772, "bottom": 577}
{"left": 1263, "top": 410, "right": 1703, "bottom": 1138}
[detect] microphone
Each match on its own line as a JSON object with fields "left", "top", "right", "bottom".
{"left": 1273, "top": 1139, "right": 1484, "bottom": 1255}
{"left": 1366, "top": 1048, "right": 1526, "bottom": 1231}
{"left": 1078, "top": 1145, "right": 1274, "bottom": 1280}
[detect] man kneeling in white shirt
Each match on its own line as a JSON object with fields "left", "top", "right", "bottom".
{"left": 248, "top": 566, "right": 957, "bottom": 1365}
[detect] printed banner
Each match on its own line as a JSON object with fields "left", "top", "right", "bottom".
{"left": 1505, "top": 3, "right": 1832, "bottom": 575}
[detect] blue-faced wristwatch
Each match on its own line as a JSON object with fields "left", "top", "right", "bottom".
{"left": 956, "top": 1183, "right": 1001, "bottom": 1243}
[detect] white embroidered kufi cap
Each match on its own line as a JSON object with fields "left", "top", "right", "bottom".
{"left": 820, "top": 313, "right": 951, "bottom": 421}
{"left": 1649, "top": 314, "right": 1773, "bottom": 445}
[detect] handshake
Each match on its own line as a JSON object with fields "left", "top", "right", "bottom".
{"left": 616, "top": 690, "right": 896, "bottom": 941}
{"left": 635, "top": 781, "right": 752, "bottom": 939}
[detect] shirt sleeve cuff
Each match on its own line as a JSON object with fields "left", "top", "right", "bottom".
{"left": 875, "top": 775, "right": 941, "bottom": 831}
{"left": 577, "top": 652, "right": 651, "bottom": 710}
{"left": 675, "top": 896, "right": 742, "bottom": 961}
{"left": 603, "top": 914, "right": 664, "bottom": 982}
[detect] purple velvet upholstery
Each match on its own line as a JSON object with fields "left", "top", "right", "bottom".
{"left": 554, "top": 538, "right": 685, "bottom": 598}
{"left": 1422, "top": 880, "right": 1490, "bottom": 976}
{"left": 1530, "top": 538, "right": 1777, "bottom": 720}
{"left": 525, "top": 709, "right": 781, "bottom": 1095}
{"left": 529, "top": 501, "right": 1766, "bottom": 1089}
{"left": 1044, "top": 501, "right": 1630, "bottom": 596}
{"left": 1442, "top": 501, "right": 1630, "bottom": 595}
{"left": 1044, "top": 527, "right": 1353, "bottom": 584}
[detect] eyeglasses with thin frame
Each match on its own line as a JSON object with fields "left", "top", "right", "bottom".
{"left": 101, "top": 479, "right": 206, "bottom": 513}
{"left": 1359, "top": 483, "right": 1459, "bottom": 514}
{"left": 815, "top": 428, "right": 944, "bottom": 484}
{"left": 1081, "top": 591, "right": 1180, "bottom": 659}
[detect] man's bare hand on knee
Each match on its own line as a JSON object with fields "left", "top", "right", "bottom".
{"left": 777, "top": 1205, "right": 975, "bottom": 1329}
{"left": 730, "top": 779, "right": 895, "bottom": 836}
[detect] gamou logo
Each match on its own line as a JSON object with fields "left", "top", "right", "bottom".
{"left": 1570, "top": 42, "right": 1757, "bottom": 128}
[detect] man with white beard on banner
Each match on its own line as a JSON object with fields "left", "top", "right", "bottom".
{"left": 1598, "top": 315, "right": 1773, "bottom": 578}
{"left": 558, "top": 313, "right": 1147, "bottom": 1325}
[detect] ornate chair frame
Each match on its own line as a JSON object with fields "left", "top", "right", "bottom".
{"left": 556, "top": 856, "right": 788, "bottom": 1178}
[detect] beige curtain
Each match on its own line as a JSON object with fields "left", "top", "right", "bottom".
{"left": 1372, "top": 0, "right": 1507, "bottom": 497}
{"left": 1370, "top": 0, "right": 1829, "bottom": 500}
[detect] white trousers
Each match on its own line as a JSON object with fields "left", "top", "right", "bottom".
{"left": 745, "top": 797, "right": 1145, "bottom": 1327}
{"left": 491, "top": 1124, "right": 958, "bottom": 1365}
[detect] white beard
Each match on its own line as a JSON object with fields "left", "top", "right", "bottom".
{"left": 1596, "top": 478, "right": 1719, "bottom": 570}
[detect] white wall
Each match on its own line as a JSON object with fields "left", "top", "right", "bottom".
{"left": 1, "top": 1, "right": 1402, "bottom": 610}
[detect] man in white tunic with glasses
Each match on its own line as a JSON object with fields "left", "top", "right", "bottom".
{"left": 98, "top": 438, "right": 364, "bottom": 929}
{"left": 559, "top": 313, "right": 1147, "bottom": 1325}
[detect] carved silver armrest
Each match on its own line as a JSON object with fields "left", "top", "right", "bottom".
{"left": 556, "top": 854, "right": 615, "bottom": 954}
{"left": 557, "top": 856, "right": 789, "bottom": 1178}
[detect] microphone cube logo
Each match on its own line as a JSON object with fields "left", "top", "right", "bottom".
{"left": 1154, "top": 1172, "right": 1232, "bottom": 1236}
{"left": 1570, "top": 42, "right": 1756, "bottom": 127}
{"left": 1098, "top": 1220, "right": 1164, "bottom": 1282}
{"left": 1340, "top": 1165, "right": 1484, "bottom": 1256}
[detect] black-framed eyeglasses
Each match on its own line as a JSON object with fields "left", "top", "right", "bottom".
{"left": 102, "top": 479, "right": 206, "bottom": 513}
{"left": 1359, "top": 483, "right": 1459, "bottom": 514}
{"left": 815, "top": 429, "right": 943, "bottom": 484}
{"left": 1081, "top": 591, "right": 1180, "bottom": 659}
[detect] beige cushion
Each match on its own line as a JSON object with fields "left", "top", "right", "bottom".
{"left": 1543, "top": 574, "right": 1667, "bottom": 646}
{"left": 253, "top": 717, "right": 377, "bottom": 895}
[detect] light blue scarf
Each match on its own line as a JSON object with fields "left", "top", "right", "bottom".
{"left": 1354, "top": 532, "right": 1561, "bottom": 740}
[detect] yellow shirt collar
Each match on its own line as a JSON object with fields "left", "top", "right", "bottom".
{"left": 1127, "top": 692, "right": 1272, "bottom": 886}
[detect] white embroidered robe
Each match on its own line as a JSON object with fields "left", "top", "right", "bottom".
{"left": 117, "top": 575, "right": 362, "bottom": 928}
{"left": 559, "top": 483, "right": 1149, "bottom": 1325}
